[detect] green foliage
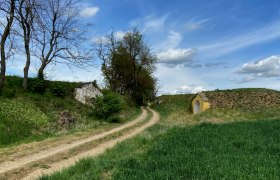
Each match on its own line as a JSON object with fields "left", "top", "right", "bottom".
{"left": 98, "top": 29, "right": 157, "bottom": 105}
{"left": 0, "top": 76, "right": 141, "bottom": 147}
{"left": 1, "top": 89, "right": 16, "bottom": 98}
{"left": 107, "top": 115, "right": 121, "bottom": 123}
{"left": 152, "top": 94, "right": 195, "bottom": 118}
{"left": 93, "top": 91, "right": 125, "bottom": 121}
{"left": 49, "top": 83, "right": 66, "bottom": 97}
{"left": 29, "top": 78, "right": 47, "bottom": 94}
{"left": 0, "top": 98, "right": 50, "bottom": 146}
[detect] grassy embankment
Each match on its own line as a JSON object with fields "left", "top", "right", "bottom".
{"left": 0, "top": 76, "right": 140, "bottom": 148}
{"left": 43, "top": 88, "right": 280, "bottom": 179}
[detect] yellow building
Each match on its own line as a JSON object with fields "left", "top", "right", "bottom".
{"left": 192, "top": 93, "right": 211, "bottom": 114}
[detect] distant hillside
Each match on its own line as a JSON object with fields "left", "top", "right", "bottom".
{"left": 154, "top": 88, "right": 280, "bottom": 125}
{"left": 205, "top": 88, "right": 280, "bottom": 110}
{"left": 157, "top": 88, "right": 280, "bottom": 112}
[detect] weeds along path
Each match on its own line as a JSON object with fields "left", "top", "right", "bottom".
{"left": 0, "top": 107, "right": 148, "bottom": 177}
{"left": 0, "top": 107, "right": 160, "bottom": 180}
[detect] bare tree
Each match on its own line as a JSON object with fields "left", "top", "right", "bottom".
{"left": 16, "top": 0, "right": 37, "bottom": 88}
{"left": 94, "top": 32, "right": 118, "bottom": 90}
{"left": 0, "top": 0, "right": 16, "bottom": 92}
{"left": 34, "top": 0, "right": 91, "bottom": 79}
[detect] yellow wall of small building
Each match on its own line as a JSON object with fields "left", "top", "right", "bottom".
{"left": 192, "top": 95, "right": 210, "bottom": 114}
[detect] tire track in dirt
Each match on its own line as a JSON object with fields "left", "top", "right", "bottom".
{"left": 24, "top": 107, "right": 159, "bottom": 180}
{"left": 0, "top": 107, "right": 148, "bottom": 176}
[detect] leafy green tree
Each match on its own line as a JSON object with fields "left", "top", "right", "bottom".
{"left": 95, "top": 29, "right": 157, "bottom": 104}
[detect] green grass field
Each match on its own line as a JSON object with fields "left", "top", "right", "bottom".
{"left": 41, "top": 120, "right": 280, "bottom": 179}
{"left": 42, "top": 90, "right": 280, "bottom": 179}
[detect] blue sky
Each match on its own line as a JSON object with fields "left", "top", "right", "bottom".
{"left": 7, "top": 0, "right": 280, "bottom": 94}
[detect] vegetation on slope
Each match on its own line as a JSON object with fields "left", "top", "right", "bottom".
{"left": 205, "top": 88, "right": 280, "bottom": 109}
{"left": 0, "top": 76, "right": 140, "bottom": 147}
{"left": 153, "top": 88, "right": 280, "bottom": 125}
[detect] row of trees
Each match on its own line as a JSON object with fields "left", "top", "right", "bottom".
{"left": 0, "top": 1, "right": 157, "bottom": 104}
{"left": 0, "top": 0, "right": 91, "bottom": 91}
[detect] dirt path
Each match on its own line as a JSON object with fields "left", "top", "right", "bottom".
{"left": 23, "top": 108, "right": 159, "bottom": 180}
{"left": 0, "top": 107, "right": 148, "bottom": 176}
{"left": 0, "top": 107, "right": 159, "bottom": 180}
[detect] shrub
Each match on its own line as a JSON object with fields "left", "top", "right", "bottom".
{"left": 93, "top": 91, "right": 125, "bottom": 121}
{"left": 29, "top": 78, "right": 47, "bottom": 94}
{"left": 50, "top": 83, "right": 66, "bottom": 97}
{"left": 107, "top": 115, "right": 122, "bottom": 123}
{"left": 1, "top": 89, "right": 16, "bottom": 98}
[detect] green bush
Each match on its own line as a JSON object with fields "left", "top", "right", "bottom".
{"left": 1, "top": 89, "right": 16, "bottom": 98}
{"left": 107, "top": 115, "right": 122, "bottom": 123}
{"left": 93, "top": 91, "right": 125, "bottom": 121}
{"left": 29, "top": 78, "right": 47, "bottom": 94}
{"left": 50, "top": 83, "right": 66, "bottom": 97}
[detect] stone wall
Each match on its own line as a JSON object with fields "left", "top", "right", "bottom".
{"left": 204, "top": 88, "right": 280, "bottom": 110}
{"left": 74, "top": 83, "right": 102, "bottom": 105}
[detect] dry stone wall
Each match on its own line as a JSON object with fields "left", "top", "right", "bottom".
{"left": 204, "top": 89, "right": 280, "bottom": 110}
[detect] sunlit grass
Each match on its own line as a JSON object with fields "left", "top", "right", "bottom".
{"left": 42, "top": 119, "right": 280, "bottom": 179}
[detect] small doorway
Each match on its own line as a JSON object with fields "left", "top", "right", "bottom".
{"left": 194, "top": 100, "right": 200, "bottom": 114}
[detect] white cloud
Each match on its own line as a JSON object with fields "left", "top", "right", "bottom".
{"left": 155, "top": 64, "right": 209, "bottom": 95}
{"left": 186, "top": 18, "right": 210, "bottom": 31}
{"left": 237, "top": 55, "right": 280, "bottom": 77}
{"left": 92, "top": 30, "right": 128, "bottom": 44}
{"left": 157, "top": 48, "right": 197, "bottom": 67}
{"left": 131, "top": 14, "right": 168, "bottom": 32}
{"left": 155, "top": 31, "right": 200, "bottom": 68}
{"left": 80, "top": 7, "right": 99, "bottom": 18}
{"left": 157, "top": 31, "right": 183, "bottom": 50}
{"left": 114, "top": 31, "right": 126, "bottom": 40}
{"left": 173, "top": 85, "right": 206, "bottom": 94}
{"left": 199, "top": 21, "right": 280, "bottom": 57}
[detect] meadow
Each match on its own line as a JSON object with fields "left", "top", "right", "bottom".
{"left": 42, "top": 89, "right": 280, "bottom": 179}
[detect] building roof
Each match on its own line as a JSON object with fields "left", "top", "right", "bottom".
{"left": 198, "top": 92, "right": 209, "bottom": 102}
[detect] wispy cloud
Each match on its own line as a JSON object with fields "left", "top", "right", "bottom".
{"left": 156, "top": 31, "right": 182, "bottom": 50}
{"left": 205, "top": 62, "right": 228, "bottom": 68}
{"left": 199, "top": 21, "right": 280, "bottom": 57}
{"left": 186, "top": 18, "right": 210, "bottom": 31}
{"left": 230, "top": 76, "right": 256, "bottom": 84}
{"left": 131, "top": 14, "right": 168, "bottom": 32}
{"left": 80, "top": 7, "right": 99, "bottom": 18}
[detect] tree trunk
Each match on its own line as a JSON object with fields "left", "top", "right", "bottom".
{"left": 37, "top": 62, "right": 46, "bottom": 80}
{"left": 0, "top": 0, "right": 15, "bottom": 92}
{"left": 22, "top": 48, "right": 31, "bottom": 89}
{"left": 20, "top": 0, "right": 32, "bottom": 89}
{"left": 0, "top": 54, "right": 6, "bottom": 92}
